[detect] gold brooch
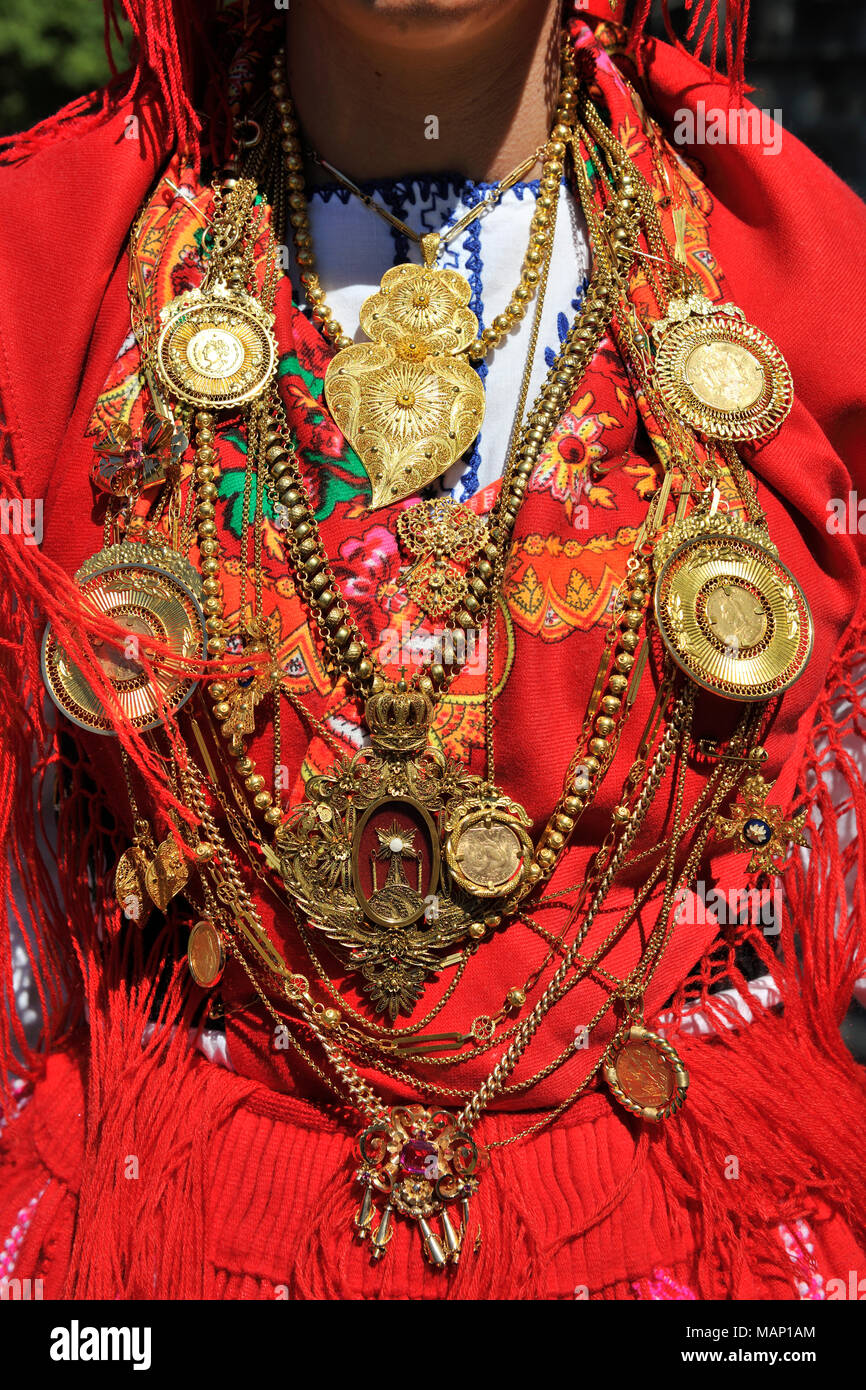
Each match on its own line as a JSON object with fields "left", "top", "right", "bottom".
{"left": 396, "top": 498, "right": 488, "bottom": 620}
{"left": 714, "top": 773, "right": 808, "bottom": 872}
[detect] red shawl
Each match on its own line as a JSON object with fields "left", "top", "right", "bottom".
{"left": 0, "top": 1, "right": 865, "bottom": 1299}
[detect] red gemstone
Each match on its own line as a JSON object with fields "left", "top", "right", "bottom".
{"left": 399, "top": 1137, "right": 438, "bottom": 1177}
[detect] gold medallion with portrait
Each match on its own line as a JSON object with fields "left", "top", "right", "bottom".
{"left": 652, "top": 294, "right": 793, "bottom": 442}
{"left": 155, "top": 286, "right": 277, "bottom": 409}
{"left": 654, "top": 532, "right": 812, "bottom": 701}
{"left": 444, "top": 806, "right": 533, "bottom": 899}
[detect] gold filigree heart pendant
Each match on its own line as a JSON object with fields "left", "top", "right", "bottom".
{"left": 324, "top": 239, "right": 485, "bottom": 509}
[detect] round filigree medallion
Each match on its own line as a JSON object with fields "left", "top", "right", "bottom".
{"left": 42, "top": 551, "right": 206, "bottom": 734}
{"left": 655, "top": 315, "right": 793, "bottom": 441}
{"left": 155, "top": 292, "right": 277, "bottom": 409}
{"left": 654, "top": 534, "right": 812, "bottom": 701}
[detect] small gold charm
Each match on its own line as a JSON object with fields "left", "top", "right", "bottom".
{"left": 396, "top": 499, "right": 487, "bottom": 620}
{"left": 114, "top": 845, "right": 151, "bottom": 927}
{"left": 603, "top": 1024, "right": 688, "bottom": 1123}
{"left": 155, "top": 283, "right": 277, "bottom": 410}
{"left": 41, "top": 542, "right": 206, "bottom": 735}
{"left": 653, "top": 512, "right": 812, "bottom": 701}
{"left": 187, "top": 918, "right": 226, "bottom": 987}
{"left": 144, "top": 835, "right": 190, "bottom": 912}
{"left": 652, "top": 292, "right": 793, "bottom": 442}
{"left": 324, "top": 253, "right": 485, "bottom": 509}
{"left": 714, "top": 773, "right": 808, "bottom": 872}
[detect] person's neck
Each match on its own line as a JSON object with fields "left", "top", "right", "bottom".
{"left": 285, "top": 0, "right": 563, "bottom": 185}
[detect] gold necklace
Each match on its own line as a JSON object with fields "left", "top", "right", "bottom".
{"left": 243, "top": 40, "right": 579, "bottom": 505}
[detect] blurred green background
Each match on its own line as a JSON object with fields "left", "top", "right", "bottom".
{"left": 0, "top": 0, "right": 118, "bottom": 134}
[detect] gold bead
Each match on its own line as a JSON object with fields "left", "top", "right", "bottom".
{"left": 209, "top": 682, "right": 227, "bottom": 701}
{"left": 583, "top": 755, "right": 601, "bottom": 774}
{"left": 212, "top": 700, "right": 230, "bottom": 720}
{"left": 607, "top": 674, "right": 628, "bottom": 695}
{"left": 546, "top": 831, "right": 564, "bottom": 850}
{"left": 595, "top": 715, "right": 615, "bottom": 736}
{"left": 537, "top": 847, "right": 555, "bottom": 867}
{"left": 264, "top": 806, "right": 283, "bottom": 827}
{"left": 195, "top": 842, "right": 214, "bottom": 862}
{"left": 554, "top": 813, "right": 574, "bottom": 833}
{"left": 526, "top": 862, "right": 543, "bottom": 882}
{"left": 615, "top": 652, "right": 635, "bottom": 673}
{"left": 619, "top": 630, "right": 639, "bottom": 653}
{"left": 589, "top": 737, "right": 608, "bottom": 758}
{"left": 245, "top": 774, "right": 266, "bottom": 794}
{"left": 506, "top": 987, "right": 526, "bottom": 1009}
{"left": 601, "top": 695, "right": 621, "bottom": 715}
{"left": 321, "top": 1007, "right": 342, "bottom": 1029}
{"left": 563, "top": 795, "right": 583, "bottom": 815}
{"left": 207, "top": 637, "right": 226, "bottom": 657}
{"left": 254, "top": 791, "right": 273, "bottom": 811}
{"left": 468, "top": 921, "right": 486, "bottom": 940}
{"left": 613, "top": 805, "right": 631, "bottom": 825}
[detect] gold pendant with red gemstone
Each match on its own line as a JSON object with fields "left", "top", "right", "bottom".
{"left": 354, "top": 1106, "right": 479, "bottom": 1267}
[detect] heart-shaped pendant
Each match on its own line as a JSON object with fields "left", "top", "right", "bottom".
{"left": 324, "top": 260, "right": 485, "bottom": 509}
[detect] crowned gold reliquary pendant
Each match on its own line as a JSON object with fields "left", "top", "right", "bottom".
{"left": 275, "top": 681, "right": 532, "bottom": 1020}
{"left": 324, "top": 234, "right": 485, "bottom": 509}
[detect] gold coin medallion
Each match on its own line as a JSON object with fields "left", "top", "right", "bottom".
{"left": 653, "top": 295, "right": 793, "bottom": 442}
{"left": 155, "top": 288, "right": 277, "bottom": 409}
{"left": 187, "top": 919, "right": 226, "bottom": 988}
{"left": 683, "top": 339, "right": 765, "bottom": 413}
{"left": 603, "top": 1024, "right": 688, "bottom": 1123}
{"left": 42, "top": 545, "right": 206, "bottom": 735}
{"left": 114, "top": 846, "right": 151, "bottom": 927}
{"left": 444, "top": 807, "right": 533, "bottom": 899}
{"left": 654, "top": 534, "right": 812, "bottom": 701}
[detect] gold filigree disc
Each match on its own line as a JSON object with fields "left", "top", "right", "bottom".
{"left": 654, "top": 534, "right": 812, "bottom": 701}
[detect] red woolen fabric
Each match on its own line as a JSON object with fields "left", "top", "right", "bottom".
{"left": 0, "top": 9, "right": 865, "bottom": 1298}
